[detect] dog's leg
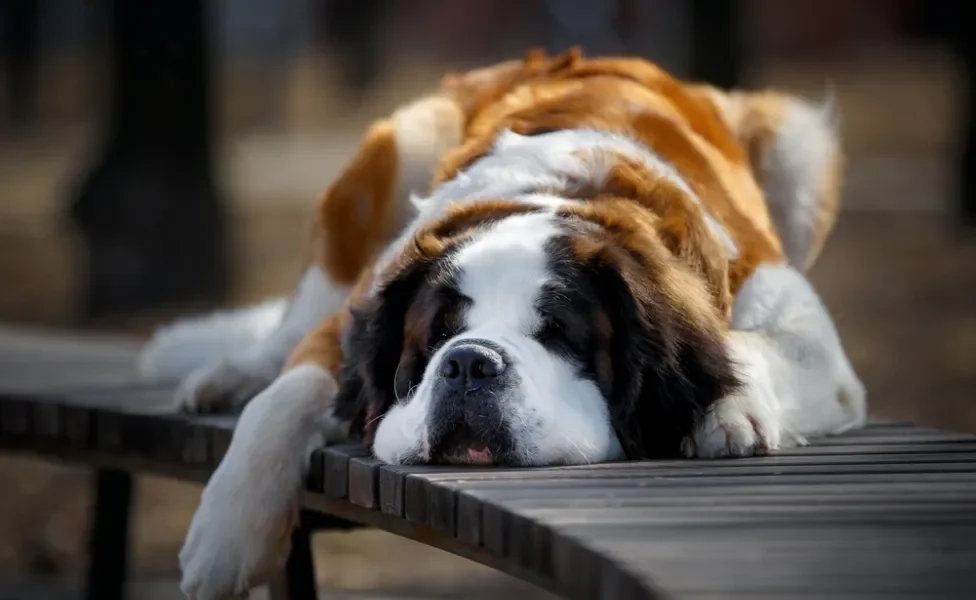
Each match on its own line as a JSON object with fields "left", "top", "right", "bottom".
{"left": 176, "top": 95, "right": 464, "bottom": 413}
{"left": 682, "top": 263, "right": 867, "bottom": 458}
{"left": 178, "top": 310, "right": 355, "bottom": 600}
{"left": 174, "top": 263, "right": 345, "bottom": 413}
{"left": 178, "top": 361, "right": 345, "bottom": 600}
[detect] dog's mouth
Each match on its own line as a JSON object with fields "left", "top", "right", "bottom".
{"left": 435, "top": 444, "right": 495, "bottom": 465}
{"left": 427, "top": 422, "right": 508, "bottom": 465}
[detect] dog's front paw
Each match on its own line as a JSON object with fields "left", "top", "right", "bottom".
{"left": 179, "top": 457, "right": 297, "bottom": 599}
{"left": 176, "top": 357, "right": 276, "bottom": 413}
{"left": 682, "top": 372, "right": 783, "bottom": 458}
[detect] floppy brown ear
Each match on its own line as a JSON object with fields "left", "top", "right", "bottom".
{"left": 594, "top": 158, "right": 734, "bottom": 319}
{"left": 584, "top": 247, "right": 741, "bottom": 459}
{"left": 557, "top": 203, "right": 739, "bottom": 458}
{"left": 311, "top": 91, "right": 465, "bottom": 285}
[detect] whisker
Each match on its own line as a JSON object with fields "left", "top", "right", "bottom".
{"left": 561, "top": 432, "right": 593, "bottom": 465}
{"left": 363, "top": 412, "right": 385, "bottom": 429}
{"left": 393, "top": 361, "right": 404, "bottom": 403}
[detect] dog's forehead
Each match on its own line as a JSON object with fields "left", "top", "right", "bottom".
{"left": 449, "top": 210, "right": 563, "bottom": 332}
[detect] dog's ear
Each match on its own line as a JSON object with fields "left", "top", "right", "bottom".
{"left": 591, "top": 157, "right": 734, "bottom": 319}
{"left": 588, "top": 253, "right": 741, "bottom": 459}
{"left": 333, "top": 260, "right": 432, "bottom": 442}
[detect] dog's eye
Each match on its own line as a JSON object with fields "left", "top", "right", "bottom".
{"left": 427, "top": 310, "right": 458, "bottom": 354}
{"left": 536, "top": 316, "right": 568, "bottom": 344}
{"left": 535, "top": 313, "right": 590, "bottom": 361}
{"left": 429, "top": 330, "right": 451, "bottom": 352}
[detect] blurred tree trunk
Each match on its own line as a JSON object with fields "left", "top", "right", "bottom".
{"left": 689, "top": 0, "right": 743, "bottom": 89}
{"left": 916, "top": 0, "right": 975, "bottom": 227}
{"left": 542, "top": 0, "right": 625, "bottom": 57}
{"left": 322, "top": 0, "right": 387, "bottom": 101}
{"left": 948, "top": 2, "right": 976, "bottom": 228}
{"left": 70, "top": 0, "right": 227, "bottom": 319}
{"left": 0, "top": 0, "right": 39, "bottom": 127}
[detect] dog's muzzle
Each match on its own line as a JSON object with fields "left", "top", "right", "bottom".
{"left": 426, "top": 339, "right": 515, "bottom": 464}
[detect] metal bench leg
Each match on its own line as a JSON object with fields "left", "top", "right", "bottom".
{"left": 85, "top": 468, "right": 134, "bottom": 600}
{"left": 267, "top": 511, "right": 360, "bottom": 600}
{"left": 268, "top": 525, "right": 318, "bottom": 600}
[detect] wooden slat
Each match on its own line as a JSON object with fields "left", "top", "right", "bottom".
{"left": 322, "top": 445, "right": 369, "bottom": 499}
{"left": 182, "top": 422, "right": 210, "bottom": 467}
{"left": 377, "top": 463, "right": 446, "bottom": 518}
{"left": 348, "top": 455, "right": 382, "bottom": 509}
{"left": 62, "top": 404, "right": 93, "bottom": 449}
{"left": 0, "top": 396, "right": 30, "bottom": 436}
{"left": 403, "top": 470, "right": 495, "bottom": 535}
{"left": 456, "top": 491, "right": 483, "bottom": 546}
{"left": 3, "top": 327, "right": 976, "bottom": 600}
{"left": 569, "top": 525, "right": 976, "bottom": 595}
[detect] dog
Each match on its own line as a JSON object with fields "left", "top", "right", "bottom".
{"left": 139, "top": 49, "right": 867, "bottom": 600}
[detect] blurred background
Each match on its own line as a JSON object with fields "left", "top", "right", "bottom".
{"left": 0, "top": 0, "right": 974, "bottom": 598}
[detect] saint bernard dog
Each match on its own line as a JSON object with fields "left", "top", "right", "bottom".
{"left": 139, "top": 49, "right": 868, "bottom": 599}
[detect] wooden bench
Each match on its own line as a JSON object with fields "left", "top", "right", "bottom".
{"left": 2, "top": 326, "right": 975, "bottom": 600}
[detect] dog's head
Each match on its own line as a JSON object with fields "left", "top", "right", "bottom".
{"left": 335, "top": 171, "right": 741, "bottom": 466}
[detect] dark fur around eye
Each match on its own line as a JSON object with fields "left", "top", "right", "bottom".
{"left": 533, "top": 274, "right": 605, "bottom": 384}
{"left": 333, "top": 260, "right": 433, "bottom": 441}
{"left": 535, "top": 315, "right": 584, "bottom": 360}
{"left": 334, "top": 259, "right": 471, "bottom": 442}
{"left": 426, "top": 290, "right": 470, "bottom": 355}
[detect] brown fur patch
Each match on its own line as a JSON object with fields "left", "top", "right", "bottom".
{"left": 426, "top": 57, "right": 785, "bottom": 293}
{"left": 688, "top": 85, "right": 844, "bottom": 270}
{"left": 312, "top": 119, "right": 400, "bottom": 285}
{"left": 558, "top": 199, "right": 726, "bottom": 337}
{"left": 571, "top": 152, "right": 733, "bottom": 317}
{"left": 390, "top": 200, "right": 545, "bottom": 274}
{"left": 627, "top": 110, "right": 783, "bottom": 293}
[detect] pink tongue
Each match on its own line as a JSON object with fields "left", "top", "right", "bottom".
{"left": 467, "top": 447, "right": 493, "bottom": 464}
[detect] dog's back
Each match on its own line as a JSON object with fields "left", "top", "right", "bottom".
{"left": 313, "top": 49, "right": 842, "bottom": 310}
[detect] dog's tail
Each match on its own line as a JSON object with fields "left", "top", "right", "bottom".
{"left": 138, "top": 299, "right": 287, "bottom": 382}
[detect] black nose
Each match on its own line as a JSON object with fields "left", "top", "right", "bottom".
{"left": 438, "top": 343, "right": 506, "bottom": 391}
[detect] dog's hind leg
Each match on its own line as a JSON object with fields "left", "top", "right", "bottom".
{"left": 690, "top": 86, "right": 844, "bottom": 272}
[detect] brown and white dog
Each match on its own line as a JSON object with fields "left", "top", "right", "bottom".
{"left": 139, "top": 49, "right": 867, "bottom": 600}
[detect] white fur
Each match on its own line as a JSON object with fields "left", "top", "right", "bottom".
{"left": 760, "top": 97, "right": 839, "bottom": 270}
{"left": 179, "top": 364, "right": 345, "bottom": 600}
{"left": 138, "top": 299, "right": 287, "bottom": 382}
{"left": 140, "top": 265, "right": 349, "bottom": 412}
{"left": 682, "top": 263, "right": 867, "bottom": 458}
{"left": 372, "top": 210, "right": 624, "bottom": 466}
{"left": 391, "top": 95, "right": 464, "bottom": 229}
